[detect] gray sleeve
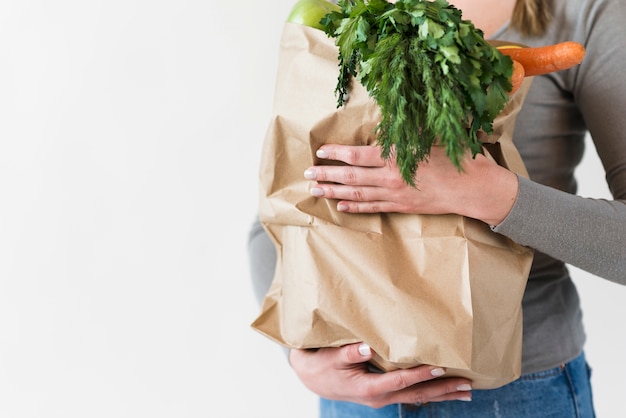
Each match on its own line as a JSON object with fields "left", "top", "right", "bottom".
{"left": 247, "top": 217, "right": 277, "bottom": 306}
{"left": 493, "top": 0, "right": 626, "bottom": 285}
{"left": 493, "top": 176, "right": 626, "bottom": 284}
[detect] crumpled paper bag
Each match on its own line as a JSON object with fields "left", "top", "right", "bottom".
{"left": 251, "top": 22, "right": 535, "bottom": 390}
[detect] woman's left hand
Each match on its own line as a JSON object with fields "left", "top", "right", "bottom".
{"left": 304, "top": 144, "right": 519, "bottom": 226}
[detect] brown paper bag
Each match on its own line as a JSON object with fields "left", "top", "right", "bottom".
{"left": 252, "top": 22, "right": 535, "bottom": 389}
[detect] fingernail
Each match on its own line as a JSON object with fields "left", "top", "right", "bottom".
{"left": 316, "top": 149, "right": 329, "bottom": 159}
{"left": 310, "top": 187, "right": 324, "bottom": 197}
{"left": 430, "top": 368, "right": 445, "bottom": 377}
{"left": 458, "top": 396, "right": 472, "bottom": 402}
{"left": 457, "top": 384, "right": 472, "bottom": 391}
{"left": 358, "top": 343, "right": 371, "bottom": 356}
{"left": 337, "top": 203, "right": 349, "bottom": 211}
{"left": 304, "top": 169, "right": 317, "bottom": 180}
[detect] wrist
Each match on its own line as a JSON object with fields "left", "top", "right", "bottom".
{"left": 481, "top": 170, "right": 519, "bottom": 226}
{"left": 463, "top": 161, "right": 519, "bottom": 226}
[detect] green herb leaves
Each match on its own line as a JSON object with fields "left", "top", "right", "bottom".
{"left": 322, "top": 0, "right": 513, "bottom": 186}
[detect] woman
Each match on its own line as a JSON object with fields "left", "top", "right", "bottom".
{"left": 248, "top": 0, "right": 626, "bottom": 416}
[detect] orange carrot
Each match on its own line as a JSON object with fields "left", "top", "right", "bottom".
{"left": 498, "top": 41, "right": 586, "bottom": 77}
{"left": 509, "top": 59, "right": 525, "bottom": 95}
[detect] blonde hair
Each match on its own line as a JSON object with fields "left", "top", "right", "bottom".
{"left": 511, "top": 0, "right": 553, "bottom": 36}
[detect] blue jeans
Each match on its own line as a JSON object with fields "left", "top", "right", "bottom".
{"left": 320, "top": 352, "right": 595, "bottom": 417}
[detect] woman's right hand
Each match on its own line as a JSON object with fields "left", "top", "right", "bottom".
{"left": 289, "top": 343, "right": 473, "bottom": 408}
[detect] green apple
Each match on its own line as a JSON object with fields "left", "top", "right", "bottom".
{"left": 287, "top": 0, "right": 341, "bottom": 30}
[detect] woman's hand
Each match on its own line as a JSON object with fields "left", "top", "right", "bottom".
{"left": 304, "top": 144, "right": 519, "bottom": 226}
{"left": 289, "top": 343, "right": 473, "bottom": 407}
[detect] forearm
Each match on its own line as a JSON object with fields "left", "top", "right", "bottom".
{"left": 493, "top": 176, "right": 626, "bottom": 284}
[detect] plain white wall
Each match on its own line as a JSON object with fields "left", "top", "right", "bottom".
{"left": 0, "top": 1, "right": 622, "bottom": 417}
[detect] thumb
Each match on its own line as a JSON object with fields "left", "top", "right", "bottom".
{"left": 341, "top": 342, "right": 374, "bottom": 365}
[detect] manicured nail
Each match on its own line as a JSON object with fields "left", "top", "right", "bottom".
{"left": 458, "top": 396, "right": 472, "bottom": 402}
{"left": 304, "top": 169, "right": 317, "bottom": 180}
{"left": 457, "top": 384, "right": 472, "bottom": 391}
{"left": 337, "top": 203, "right": 349, "bottom": 212}
{"left": 430, "top": 368, "right": 445, "bottom": 377}
{"left": 316, "top": 149, "right": 329, "bottom": 159}
{"left": 358, "top": 343, "right": 371, "bottom": 356}
{"left": 310, "top": 187, "right": 324, "bottom": 197}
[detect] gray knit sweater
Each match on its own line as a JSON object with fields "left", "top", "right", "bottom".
{"left": 248, "top": 0, "right": 626, "bottom": 375}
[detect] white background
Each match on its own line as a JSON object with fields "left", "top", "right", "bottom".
{"left": 0, "top": 1, "right": 623, "bottom": 417}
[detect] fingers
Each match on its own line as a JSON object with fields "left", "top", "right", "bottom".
{"left": 307, "top": 145, "right": 404, "bottom": 190}
{"left": 305, "top": 164, "right": 395, "bottom": 189}
{"left": 308, "top": 182, "right": 406, "bottom": 213}
{"left": 309, "top": 182, "right": 390, "bottom": 205}
{"left": 360, "top": 365, "right": 472, "bottom": 406}
{"left": 339, "top": 342, "right": 375, "bottom": 365}
{"left": 380, "top": 372, "right": 473, "bottom": 406}
{"left": 426, "top": 384, "right": 473, "bottom": 403}
{"left": 291, "top": 343, "right": 473, "bottom": 408}
{"left": 304, "top": 163, "right": 410, "bottom": 213}
{"left": 316, "top": 145, "right": 388, "bottom": 167}
{"left": 335, "top": 344, "right": 473, "bottom": 407}
{"left": 308, "top": 145, "right": 393, "bottom": 184}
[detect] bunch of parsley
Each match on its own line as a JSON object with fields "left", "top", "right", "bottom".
{"left": 321, "top": 0, "right": 513, "bottom": 186}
